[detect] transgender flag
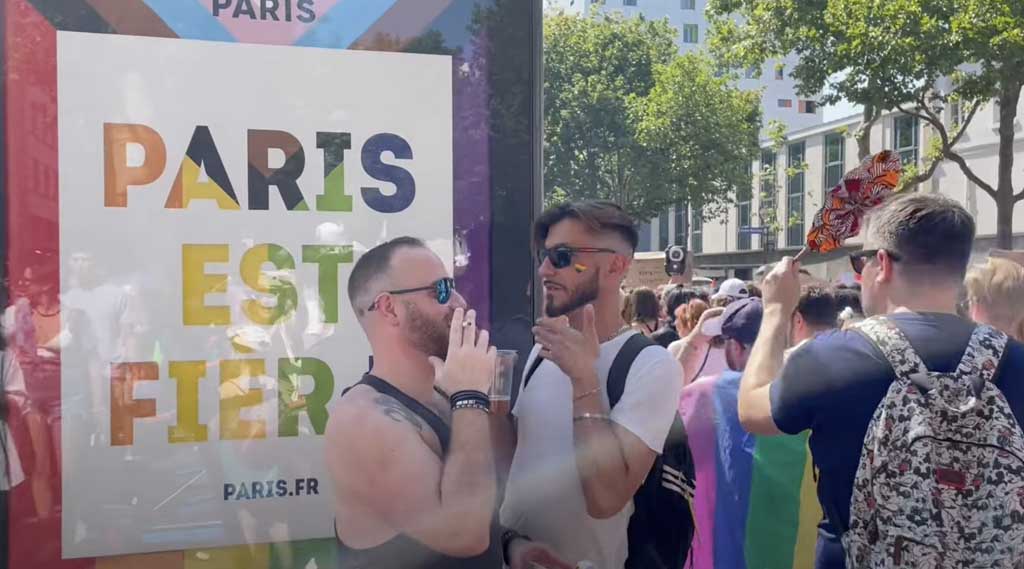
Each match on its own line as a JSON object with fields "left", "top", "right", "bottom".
{"left": 680, "top": 372, "right": 821, "bottom": 569}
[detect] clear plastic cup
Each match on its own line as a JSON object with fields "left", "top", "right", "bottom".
{"left": 491, "top": 349, "right": 518, "bottom": 414}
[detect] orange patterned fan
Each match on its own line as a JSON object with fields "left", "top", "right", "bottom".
{"left": 797, "top": 151, "right": 903, "bottom": 260}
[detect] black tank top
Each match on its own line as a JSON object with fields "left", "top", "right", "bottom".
{"left": 336, "top": 375, "right": 504, "bottom": 569}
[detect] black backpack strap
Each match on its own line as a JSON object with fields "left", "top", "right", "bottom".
{"left": 510, "top": 348, "right": 544, "bottom": 409}
{"left": 523, "top": 354, "right": 544, "bottom": 389}
{"left": 607, "top": 333, "right": 657, "bottom": 408}
{"left": 356, "top": 374, "right": 451, "bottom": 454}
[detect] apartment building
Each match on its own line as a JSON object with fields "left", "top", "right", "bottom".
{"left": 667, "top": 97, "right": 1024, "bottom": 283}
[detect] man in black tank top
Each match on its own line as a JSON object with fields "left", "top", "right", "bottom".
{"left": 326, "top": 238, "right": 570, "bottom": 569}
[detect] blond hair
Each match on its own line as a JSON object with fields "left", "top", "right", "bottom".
{"left": 965, "top": 257, "right": 1024, "bottom": 341}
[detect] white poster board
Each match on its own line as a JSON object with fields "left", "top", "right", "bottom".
{"left": 57, "top": 31, "right": 453, "bottom": 558}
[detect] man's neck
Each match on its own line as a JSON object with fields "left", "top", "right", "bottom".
{"left": 884, "top": 285, "right": 960, "bottom": 316}
{"left": 567, "top": 292, "right": 627, "bottom": 342}
{"left": 367, "top": 344, "right": 437, "bottom": 404}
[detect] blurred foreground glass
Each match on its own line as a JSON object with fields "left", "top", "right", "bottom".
{"left": 491, "top": 349, "right": 518, "bottom": 414}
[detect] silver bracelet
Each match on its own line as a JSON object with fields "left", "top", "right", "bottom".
{"left": 572, "top": 413, "right": 611, "bottom": 423}
{"left": 573, "top": 387, "right": 602, "bottom": 402}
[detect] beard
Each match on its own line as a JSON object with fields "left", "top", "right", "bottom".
{"left": 545, "top": 269, "right": 600, "bottom": 317}
{"left": 404, "top": 302, "right": 453, "bottom": 359}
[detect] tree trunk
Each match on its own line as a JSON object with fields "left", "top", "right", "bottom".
{"left": 995, "top": 82, "right": 1022, "bottom": 250}
{"left": 856, "top": 103, "right": 879, "bottom": 160}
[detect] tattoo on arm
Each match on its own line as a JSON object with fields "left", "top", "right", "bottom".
{"left": 375, "top": 395, "right": 425, "bottom": 433}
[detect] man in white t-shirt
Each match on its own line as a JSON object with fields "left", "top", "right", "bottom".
{"left": 500, "top": 202, "right": 683, "bottom": 569}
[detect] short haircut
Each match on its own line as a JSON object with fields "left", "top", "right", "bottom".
{"left": 866, "top": 194, "right": 975, "bottom": 282}
{"left": 629, "top": 287, "right": 660, "bottom": 322}
{"left": 534, "top": 201, "right": 639, "bottom": 252}
{"left": 965, "top": 257, "right": 1024, "bottom": 337}
{"left": 347, "top": 236, "right": 427, "bottom": 317}
{"left": 796, "top": 285, "right": 839, "bottom": 329}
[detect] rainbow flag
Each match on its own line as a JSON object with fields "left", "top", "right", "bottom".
{"left": 680, "top": 372, "right": 822, "bottom": 569}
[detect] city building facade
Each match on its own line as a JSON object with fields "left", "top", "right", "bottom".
{"left": 674, "top": 97, "right": 1024, "bottom": 283}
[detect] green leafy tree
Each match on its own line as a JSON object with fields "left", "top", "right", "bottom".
{"left": 634, "top": 53, "right": 763, "bottom": 222}
{"left": 544, "top": 11, "right": 762, "bottom": 222}
{"left": 707, "top": 0, "right": 1024, "bottom": 249}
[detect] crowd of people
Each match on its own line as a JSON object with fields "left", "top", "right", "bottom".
{"left": 3, "top": 195, "right": 1021, "bottom": 568}
{"left": 328, "top": 194, "right": 1024, "bottom": 569}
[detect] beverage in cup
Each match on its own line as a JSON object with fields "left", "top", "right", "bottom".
{"left": 491, "top": 349, "right": 518, "bottom": 414}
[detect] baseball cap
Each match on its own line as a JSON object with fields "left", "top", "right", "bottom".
{"left": 702, "top": 297, "right": 763, "bottom": 345}
{"left": 711, "top": 278, "right": 750, "bottom": 301}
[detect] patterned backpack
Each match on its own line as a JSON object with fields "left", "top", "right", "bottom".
{"left": 844, "top": 317, "right": 1024, "bottom": 568}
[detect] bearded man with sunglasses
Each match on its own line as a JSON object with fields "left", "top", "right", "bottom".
{"left": 325, "top": 237, "right": 570, "bottom": 569}
{"left": 500, "top": 202, "right": 684, "bottom": 569}
{"left": 736, "top": 194, "right": 1024, "bottom": 569}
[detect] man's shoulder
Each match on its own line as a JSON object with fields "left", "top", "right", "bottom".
{"left": 632, "top": 339, "right": 683, "bottom": 377}
{"left": 327, "top": 386, "right": 429, "bottom": 446}
{"left": 996, "top": 337, "right": 1024, "bottom": 386}
{"left": 796, "top": 326, "right": 879, "bottom": 365}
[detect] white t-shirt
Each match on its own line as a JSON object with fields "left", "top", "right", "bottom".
{"left": 1, "top": 351, "right": 26, "bottom": 490}
{"left": 500, "top": 332, "right": 683, "bottom": 569}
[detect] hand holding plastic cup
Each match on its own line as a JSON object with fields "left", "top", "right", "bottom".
{"left": 491, "top": 349, "right": 518, "bottom": 414}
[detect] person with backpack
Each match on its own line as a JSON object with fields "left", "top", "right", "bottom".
{"left": 737, "top": 194, "right": 1024, "bottom": 569}
{"left": 500, "top": 201, "right": 689, "bottom": 569}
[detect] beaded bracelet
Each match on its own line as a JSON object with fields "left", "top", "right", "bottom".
{"left": 452, "top": 399, "right": 491, "bottom": 414}
{"left": 449, "top": 390, "right": 490, "bottom": 405}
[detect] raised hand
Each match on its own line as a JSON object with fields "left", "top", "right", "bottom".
{"left": 762, "top": 257, "right": 802, "bottom": 315}
{"left": 533, "top": 304, "right": 601, "bottom": 387}
{"left": 429, "top": 308, "right": 497, "bottom": 395}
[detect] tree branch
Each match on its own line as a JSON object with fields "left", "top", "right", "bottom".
{"left": 946, "top": 151, "right": 997, "bottom": 200}
{"left": 896, "top": 97, "right": 996, "bottom": 199}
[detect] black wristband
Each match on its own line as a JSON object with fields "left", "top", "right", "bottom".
{"left": 501, "top": 529, "right": 530, "bottom": 564}
{"left": 452, "top": 399, "right": 491, "bottom": 414}
{"left": 449, "top": 390, "right": 490, "bottom": 409}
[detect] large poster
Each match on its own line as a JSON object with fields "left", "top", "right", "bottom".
{"left": 56, "top": 31, "right": 453, "bottom": 558}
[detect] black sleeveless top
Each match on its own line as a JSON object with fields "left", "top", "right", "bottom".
{"left": 336, "top": 375, "right": 504, "bottom": 569}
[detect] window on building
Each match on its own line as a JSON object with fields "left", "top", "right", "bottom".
{"left": 778, "top": 98, "right": 792, "bottom": 108}
{"left": 658, "top": 210, "right": 669, "bottom": 251}
{"left": 786, "top": 141, "right": 806, "bottom": 248}
{"left": 759, "top": 148, "right": 777, "bottom": 233}
{"left": 798, "top": 100, "right": 817, "bottom": 114}
{"left": 674, "top": 201, "right": 688, "bottom": 245}
{"left": 775, "top": 65, "right": 785, "bottom": 80}
{"left": 691, "top": 207, "right": 703, "bottom": 254}
{"left": 745, "top": 66, "right": 760, "bottom": 79}
{"left": 950, "top": 99, "right": 962, "bottom": 130}
{"left": 623, "top": 0, "right": 637, "bottom": 5}
{"left": 823, "top": 133, "right": 845, "bottom": 196}
{"left": 682, "top": 24, "right": 699, "bottom": 43}
{"left": 637, "top": 222, "right": 653, "bottom": 252}
{"left": 737, "top": 185, "right": 752, "bottom": 251}
{"left": 893, "top": 115, "right": 919, "bottom": 166}
{"left": 680, "top": 0, "right": 695, "bottom": 8}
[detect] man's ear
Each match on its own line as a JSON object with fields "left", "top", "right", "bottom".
{"left": 877, "top": 250, "right": 897, "bottom": 284}
{"left": 374, "top": 295, "right": 402, "bottom": 327}
{"left": 792, "top": 311, "right": 805, "bottom": 332}
{"left": 608, "top": 253, "right": 631, "bottom": 279}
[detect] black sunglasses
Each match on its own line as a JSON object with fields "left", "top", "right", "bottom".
{"left": 368, "top": 277, "right": 455, "bottom": 311}
{"left": 849, "top": 249, "right": 902, "bottom": 275}
{"left": 538, "top": 246, "right": 618, "bottom": 269}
